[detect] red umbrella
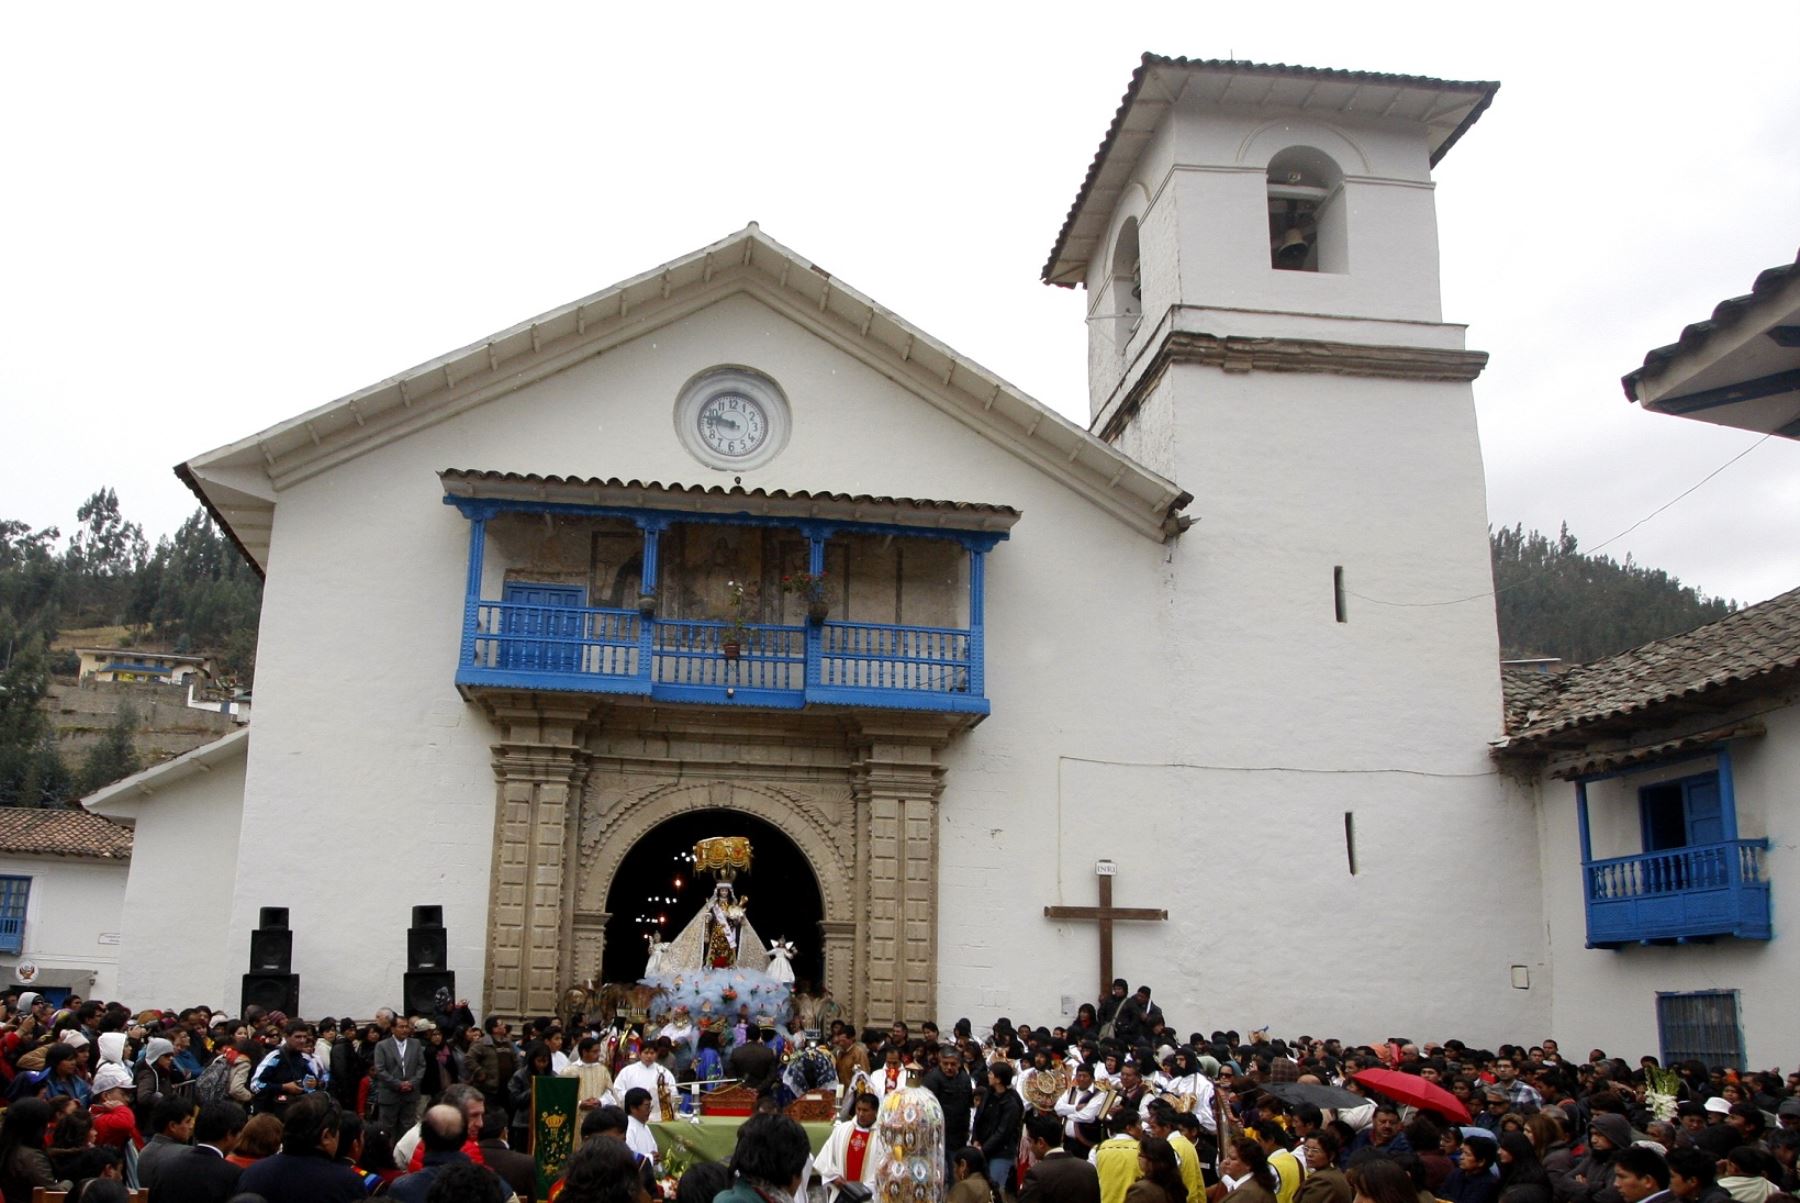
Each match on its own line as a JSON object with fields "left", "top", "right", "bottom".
{"left": 1352, "top": 1068, "right": 1472, "bottom": 1123}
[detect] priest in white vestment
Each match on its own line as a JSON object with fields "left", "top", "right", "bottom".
{"left": 610, "top": 1043, "right": 679, "bottom": 1121}
{"left": 815, "top": 1093, "right": 886, "bottom": 1196}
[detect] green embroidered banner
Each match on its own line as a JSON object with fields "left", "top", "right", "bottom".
{"left": 533, "top": 1073, "right": 580, "bottom": 1196}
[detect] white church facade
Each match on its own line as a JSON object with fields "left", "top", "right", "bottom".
{"left": 101, "top": 56, "right": 1784, "bottom": 1056}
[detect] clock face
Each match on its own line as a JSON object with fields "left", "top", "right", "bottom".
{"left": 696, "top": 392, "right": 769, "bottom": 458}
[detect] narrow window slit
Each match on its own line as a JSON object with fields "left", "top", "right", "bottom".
{"left": 1344, "top": 811, "right": 1358, "bottom": 875}
{"left": 1333, "top": 566, "right": 1347, "bottom": 623}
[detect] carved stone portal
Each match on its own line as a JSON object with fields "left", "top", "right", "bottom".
{"left": 473, "top": 691, "right": 972, "bottom": 1027}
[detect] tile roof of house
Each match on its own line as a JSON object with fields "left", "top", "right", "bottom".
{"left": 1622, "top": 249, "right": 1800, "bottom": 401}
{"left": 0, "top": 807, "right": 134, "bottom": 861}
{"left": 1502, "top": 585, "right": 1800, "bottom": 746}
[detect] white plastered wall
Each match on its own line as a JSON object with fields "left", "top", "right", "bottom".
{"left": 96, "top": 749, "right": 246, "bottom": 1008}
{"left": 232, "top": 282, "right": 1547, "bottom": 1043}
{"left": 0, "top": 855, "right": 128, "bottom": 1000}
{"left": 1537, "top": 696, "right": 1800, "bottom": 1068}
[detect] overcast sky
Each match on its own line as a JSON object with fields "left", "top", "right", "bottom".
{"left": 4, "top": 2, "right": 1796, "bottom": 607}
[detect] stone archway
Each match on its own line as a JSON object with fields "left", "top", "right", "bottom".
{"left": 472, "top": 691, "right": 970, "bottom": 1027}
{"left": 576, "top": 781, "right": 857, "bottom": 1006}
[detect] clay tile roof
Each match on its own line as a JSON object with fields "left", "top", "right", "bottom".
{"left": 1622, "top": 249, "right": 1800, "bottom": 401}
{"left": 1502, "top": 585, "right": 1800, "bottom": 745}
{"left": 0, "top": 808, "right": 134, "bottom": 861}
{"left": 439, "top": 470, "right": 1022, "bottom": 532}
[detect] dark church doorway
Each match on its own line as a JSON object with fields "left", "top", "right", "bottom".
{"left": 600, "top": 809, "right": 826, "bottom": 987}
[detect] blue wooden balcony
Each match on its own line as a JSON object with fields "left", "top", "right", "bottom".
{"left": 1584, "top": 839, "right": 1772, "bottom": 948}
{"left": 455, "top": 600, "right": 986, "bottom": 713}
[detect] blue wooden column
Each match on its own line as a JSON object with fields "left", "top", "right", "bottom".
{"left": 968, "top": 545, "right": 987, "bottom": 697}
{"left": 804, "top": 528, "right": 827, "bottom": 689}
{"left": 636, "top": 517, "right": 669, "bottom": 689}
{"left": 461, "top": 516, "right": 487, "bottom": 670}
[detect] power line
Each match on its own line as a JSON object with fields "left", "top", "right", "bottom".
{"left": 1348, "top": 433, "right": 1775, "bottom": 609}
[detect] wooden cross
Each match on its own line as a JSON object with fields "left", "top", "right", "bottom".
{"left": 1043, "top": 860, "right": 1168, "bottom": 997}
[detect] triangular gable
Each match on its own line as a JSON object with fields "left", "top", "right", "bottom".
{"left": 180, "top": 225, "right": 1191, "bottom": 572}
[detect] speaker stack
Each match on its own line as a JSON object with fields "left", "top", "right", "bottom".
{"left": 241, "top": 906, "right": 300, "bottom": 1015}
{"left": 403, "top": 905, "right": 456, "bottom": 1017}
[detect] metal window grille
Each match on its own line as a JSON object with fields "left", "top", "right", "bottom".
{"left": 1656, "top": 989, "right": 1745, "bottom": 1068}
{"left": 0, "top": 876, "right": 29, "bottom": 956}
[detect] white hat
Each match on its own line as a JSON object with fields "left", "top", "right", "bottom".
{"left": 92, "top": 1064, "right": 134, "bottom": 1095}
{"left": 1704, "top": 1096, "right": 1732, "bottom": 1115}
{"left": 59, "top": 1029, "right": 90, "bottom": 1048}
{"left": 16, "top": 992, "right": 41, "bottom": 1011}
{"left": 144, "top": 1037, "right": 175, "bottom": 1064}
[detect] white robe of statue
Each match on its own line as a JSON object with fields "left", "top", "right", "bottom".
{"left": 660, "top": 885, "right": 770, "bottom": 974}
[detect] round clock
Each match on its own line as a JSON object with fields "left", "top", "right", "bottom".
{"left": 674, "top": 367, "right": 790, "bottom": 471}
{"left": 695, "top": 391, "right": 769, "bottom": 459}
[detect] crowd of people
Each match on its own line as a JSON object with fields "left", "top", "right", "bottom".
{"left": 0, "top": 976, "right": 1792, "bottom": 1203}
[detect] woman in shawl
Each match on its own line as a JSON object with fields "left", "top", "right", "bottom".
{"left": 1498, "top": 1132, "right": 1553, "bottom": 1203}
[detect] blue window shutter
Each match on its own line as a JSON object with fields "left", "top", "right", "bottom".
{"left": 1684, "top": 778, "right": 1724, "bottom": 845}
{"left": 0, "top": 877, "right": 30, "bottom": 956}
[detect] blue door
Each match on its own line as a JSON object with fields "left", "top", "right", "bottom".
{"left": 501, "top": 583, "right": 585, "bottom": 673}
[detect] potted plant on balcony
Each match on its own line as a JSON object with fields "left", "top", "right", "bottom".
{"left": 720, "top": 580, "right": 755, "bottom": 661}
{"left": 782, "top": 569, "right": 831, "bottom": 624}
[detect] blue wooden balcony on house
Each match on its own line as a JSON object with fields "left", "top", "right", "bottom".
{"left": 441, "top": 471, "right": 1013, "bottom": 716}
{"left": 1576, "top": 750, "right": 1774, "bottom": 948}
{"left": 1584, "top": 839, "right": 1772, "bottom": 947}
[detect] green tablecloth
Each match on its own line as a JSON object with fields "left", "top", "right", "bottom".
{"left": 653, "top": 1116, "right": 837, "bottom": 1163}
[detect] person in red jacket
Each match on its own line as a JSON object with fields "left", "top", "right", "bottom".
{"left": 88, "top": 1064, "right": 145, "bottom": 1152}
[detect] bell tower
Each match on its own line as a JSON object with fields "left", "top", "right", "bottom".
{"left": 1044, "top": 55, "right": 1508, "bottom": 759}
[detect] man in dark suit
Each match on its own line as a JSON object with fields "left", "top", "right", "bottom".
{"left": 374, "top": 1015, "right": 429, "bottom": 1134}
{"left": 730, "top": 1026, "right": 780, "bottom": 1094}
{"left": 478, "top": 1107, "right": 539, "bottom": 1201}
{"left": 152, "top": 1100, "right": 246, "bottom": 1203}
{"left": 1020, "top": 1113, "right": 1101, "bottom": 1203}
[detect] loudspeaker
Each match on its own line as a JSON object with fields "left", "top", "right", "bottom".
{"left": 412, "top": 905, "right": 443, "bottom": 928}
{"left": 258, "top": 907, "right": 290, "bottom": 929}
{"left": 242, "top": 973, "right": 300, "bottom": 1016}
{"left": 403, "top": 970, "right": 456, "bottom": 1017}
{"left": 406, "top": 927, "right": 447, "bottom": 971}
{"left": 249, "top": 928, "right": 292, "bottom": 973}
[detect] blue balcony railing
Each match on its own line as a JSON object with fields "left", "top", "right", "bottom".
{"left": 457, "top": 600, "right": 986, "bottom": 714}
{"left": 1584, "top": 838, "right": 1772, "bottom": 947}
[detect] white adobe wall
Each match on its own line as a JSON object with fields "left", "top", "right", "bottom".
{"left": 0, "top": 855, "right": 127, "bottom": 1000}
{"left": 236, "top": 283, "right": 1544, "bottom": 1042}
{"left": 100, "top": 749, "right": 247, "bottom": 1010}
{"left": 1538, "top": 696, "right": 1800, "bottom": 1068}
{"left": 1087, "top": 100, "right": 1450, "bottom": 416}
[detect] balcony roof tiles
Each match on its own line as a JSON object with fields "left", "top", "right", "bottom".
{"left": 440, "top": 470, "right": 1022, "bottom": 534}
